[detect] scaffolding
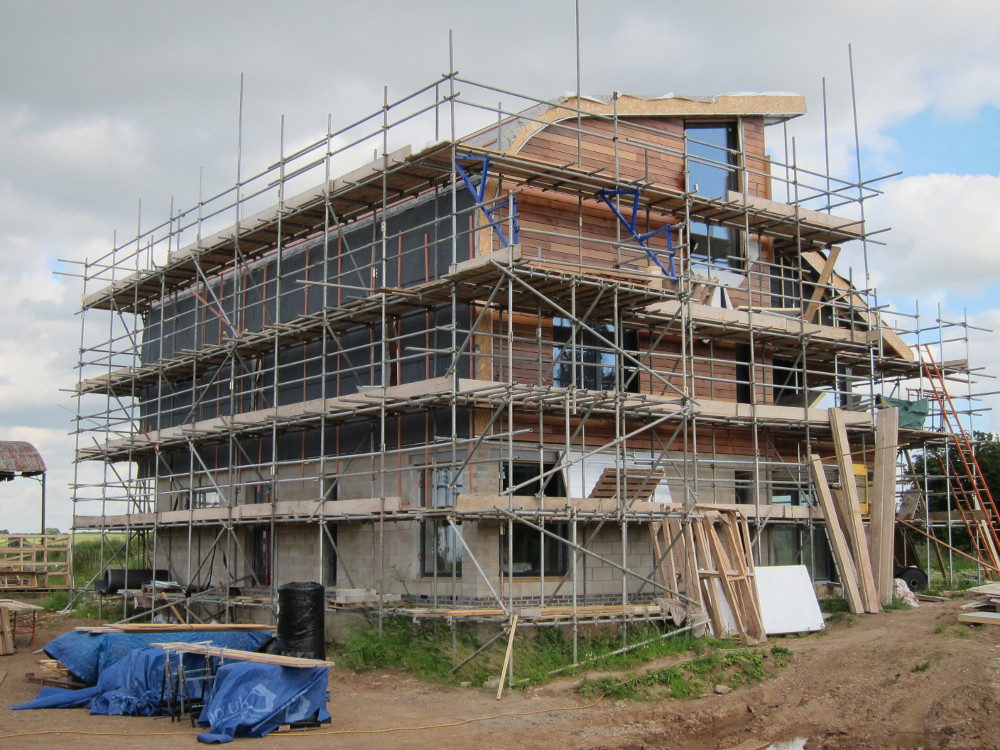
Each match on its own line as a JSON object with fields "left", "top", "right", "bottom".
{"left": 71, "top": 74, "right": 992, "bottom": 653}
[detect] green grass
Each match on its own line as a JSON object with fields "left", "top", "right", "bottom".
{"left": 883, "top": 596, "right": 911, "bottom": 611}
{"left": 577, "top": 645, "right": 785, "bottom": 701}
{"left": 71, "top": 534, "right": 147, "bottom": 587}
{"left": 331, "top": 616, "right": 783, "bottom": 696}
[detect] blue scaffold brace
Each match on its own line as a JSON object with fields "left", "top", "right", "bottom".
{"left": 455, "top": 153, "right": 520, "bottom": 248}
{"left": 597, "top": 187, "right": 676, "bottom": 278}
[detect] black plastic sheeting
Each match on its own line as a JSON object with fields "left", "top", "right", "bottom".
{"left": 263, "top": 581, "right": 326, "bottom": 660}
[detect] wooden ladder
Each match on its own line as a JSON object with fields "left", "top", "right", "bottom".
{"left": 920, "top": 345, "right": 1000, "bottom": 575}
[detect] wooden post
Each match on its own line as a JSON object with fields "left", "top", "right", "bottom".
{"left": 870, "top": 407, "right": 899, "bottom": 605}
{"left": 810, "top": 454, "right": 865, "bottom": 614}
{"left": 829, "top": 408, "right": 883, "bottom": 613}
{"left": 496, "top": 613, "right": 518, "bottom": 700}
{"left": 0, "top": 607, "right": 13, "bottom": 655}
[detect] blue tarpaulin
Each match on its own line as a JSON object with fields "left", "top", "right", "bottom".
{"left": 44, "top": 629, "right": 271, "bottom": 685}
{"left": 11, "top": 644, "right": 330, "bottom": 743}
{"left": 196, "top": 662, "right": 330, "bottom": 744}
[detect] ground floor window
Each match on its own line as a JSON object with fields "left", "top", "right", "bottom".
{"left": 422, "top": 520, "right": 463, "bottom": 576}
{"left": 771, "top": 525, "right": 834, "bottom": 582}
{"left": 323, "top": 522, "right": 337, "bottom": 587}
{"left": 501, "top": 521, "right": 570, "bottom": 577}
{"left": 420, "top": 464, "right": 462, "bottom": 576}
{"left": 250, "top": 526, "right": 270, "bottom": 586}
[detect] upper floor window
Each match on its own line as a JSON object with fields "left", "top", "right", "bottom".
{"left": 686, "top": 123, "right": 741, "bottom": 271}
{"left": 552, "top": 318, "right": 639, "bottom": 392}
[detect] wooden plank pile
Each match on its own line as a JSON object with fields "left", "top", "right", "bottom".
{"left": 25, "top": 659, "right": 87, "bottom": 689}
{"left": 649, "top": 508, "right": 766, "bottom": 645}
{"left": 958, "top": 583, "right": 1000, "bottom": 626}
{"left": 809, "top": 407, "right": 899, "bottom": 615}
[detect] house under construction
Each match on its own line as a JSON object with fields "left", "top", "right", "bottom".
{"left": 72, "top": 75, "right": 996, "bottom": 643}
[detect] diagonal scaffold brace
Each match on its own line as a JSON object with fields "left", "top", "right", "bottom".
{"left": 455, "top": 153, "right": 520, "bottom": 248}
{"left": 598, "top": 187, "right": 677, "bottom": 277}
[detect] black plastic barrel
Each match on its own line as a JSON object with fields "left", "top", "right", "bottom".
{"left": 272, "top": 581, "right": 326, "bottom": 660}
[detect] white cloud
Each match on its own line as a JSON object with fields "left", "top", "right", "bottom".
{"left": 866, "top": 174, "right": 1000, "bottom": 300}
{"left": 0, "top": 0, "right": 999, "bottom": 526}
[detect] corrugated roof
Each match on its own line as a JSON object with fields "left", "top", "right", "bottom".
{"left": 0, "top": 441, "right": 46, "bottom": 477}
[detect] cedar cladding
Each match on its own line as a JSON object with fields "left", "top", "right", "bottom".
{"left": 477, "top": 114, "right": 781, "bottom": 459}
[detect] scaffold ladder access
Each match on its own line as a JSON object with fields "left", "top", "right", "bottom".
{"left": 920, "top": 344, "right": 1000, "bottom": 575}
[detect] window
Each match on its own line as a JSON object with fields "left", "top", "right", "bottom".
{"left": 250, "top": 526, "right": 270, "bottom": 586}
{"left": 499, "top": 462, "right": 570, "bottom": 577}
{"left": 553, "top": 318, "right": 639, "bottom": 392}
{"left": 771, "top": 525, "right": 834, "bottom": 582}
{"left": 734, "top": 471, "right": 753, "bottom": 505}
{"left": 420, "top": 465, "right": 462, "bottom": 576}
{"left": 192, "top": 488, "right": 223, "bottom": 509}
{"left": 735, "top": 343, "right": 752, "bottom": 404}
{"left": 686, "top": 123, "right": 741, "bottom": 270}
{"left": 501, "top": 521, "right": 570, "bottom": 577}
{"left": 772, "top": 357, "right": 803, "bottom": 406}
{"left": 771, "top": 257, "right": 802, "bottom": 310}
{"left": 501, "top": 461, "right": 566, "bottom": 497}
{"left": 322, "top": 522, "right": 337, "bottom": 587}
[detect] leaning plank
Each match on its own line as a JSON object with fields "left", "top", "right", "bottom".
{"left": 957, "top": 612, "right": 1000, "bottom": 626}
{"left": 496, "top": 613, "right": 519, "bottom": 700}
{"left": 810, "top": 454, "right": 865, "bottom": 614}
{"left": 151, "top": 641, "right": 334, "bottom": 667}
{"left": 870, "top": 407, "right": 899, "bottom": 605}
{"left": 829, "top": 408, "right": 883, "bottom": 613}
{"left": 680, "top": 519, "right": 708, "bottom": 629}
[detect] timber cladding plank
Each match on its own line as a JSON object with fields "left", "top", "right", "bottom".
{"left": 870, "top": 407, "right": 899, "bottom": 605}
{"left": 809, "top": 454, "right": 865, "bottom": 615}
{"left": 829, "top": 408, "right": 883, "bottom": 614}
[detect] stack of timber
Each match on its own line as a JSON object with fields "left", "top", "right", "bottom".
{"left": 25, "top": 658, "right": 87, "bottom": 689}
{"left": 958, "top": 583, "right": 1000, "bottom": 626}
{"left": 649, "top": 508, "right": 766, "bottom": 645}
{"left": 809, "top": 406, "right": 899, "bottom": 614}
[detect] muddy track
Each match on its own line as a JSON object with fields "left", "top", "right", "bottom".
{"left": 1, "top": 598, "right": 995, "bottom": 749}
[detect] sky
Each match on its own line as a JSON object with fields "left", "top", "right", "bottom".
{"left": 0, "top": 0, "right": 998, "bottom": 532}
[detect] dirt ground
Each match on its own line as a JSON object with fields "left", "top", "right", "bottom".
{"left": 0, "top": 596, "right": 997, "bottom": 749}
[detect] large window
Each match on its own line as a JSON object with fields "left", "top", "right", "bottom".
{"left": 500, "top": 461, "right": 570, "bottom": 577}
{"left": 686, "top": 123, "right": 740, "bottom": 270}
{"left": 420, "top": 465, "right": 462, "bottom": 577}
{"left": 501, "top": 521, "right": 570, "bottom": 577}
{"left": 553, "top": 318, "right": 639, "bottom": 392}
